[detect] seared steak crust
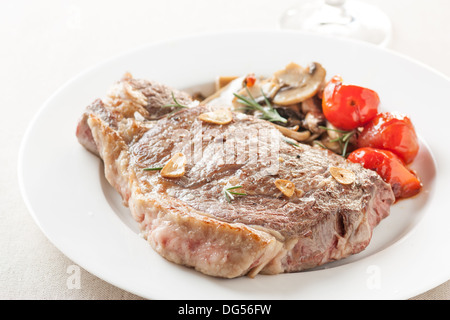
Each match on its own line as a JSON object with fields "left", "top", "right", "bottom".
{"left": 76, "top": 74, "right": 395, "bottom": 278}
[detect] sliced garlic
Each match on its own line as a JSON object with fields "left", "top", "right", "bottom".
{"left": 329, "top": 167, "right": 355, "bottom": 185}
{"left": 161, "top": 152, "right": 187, "bottom": 178}
{"left": 198, "top": 109, "right": 233, "bottom": 125}
{"left": 274, "top": 179, "right": 295, "bottom": 197}
{"left": 273, "top": 123, "right": 311, "bottom": 142}
{"left": 295, "top": 188, "right": 304, "bottom": 198}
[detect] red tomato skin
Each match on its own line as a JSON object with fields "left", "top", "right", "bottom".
{"left": 322, "top": 76, "right": 380, "bottom": 131}
{"left": 357, "top": 112, "right": 419, "bottom": 164}
{"left": 347, "top": 147, "right": 422, "bottom": 199}
{"left": 245, "top": 74, "right": 256, "bottom": 87}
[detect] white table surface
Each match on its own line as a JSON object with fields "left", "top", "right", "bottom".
{"left": 2, "top": 0, "right": 449, "bottom": 300}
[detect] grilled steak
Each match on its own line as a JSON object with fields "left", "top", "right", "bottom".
{"left": 76, "top": 73, "right": 395, "bottom": 278}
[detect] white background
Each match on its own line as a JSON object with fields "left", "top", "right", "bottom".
{"left": 1, "top": 0, "right": 449, "bottom": 299}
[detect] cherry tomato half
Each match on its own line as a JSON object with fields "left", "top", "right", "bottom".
{"left": 347, "top": 147, "right": 422, "bottom": 199}
{"left": 322, "top": 76, "right": 380, "bottom": 131}
{"left": 357, "top": 112, "right": 419, "bottom": 164}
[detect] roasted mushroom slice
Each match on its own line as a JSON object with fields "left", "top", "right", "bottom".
{"left": 318, "top": 135, "right": 342, "bottom": 154}
{"left": 273, "top": 62, "right": 307, "bottom": 87}
{"left": 303, "top": 111, "right": 326, "bottom": 134}
{"left": 318, "top": 122, "right": 358, "bottom": 155}
{"left": 273, "top": 123, "right": 311, "bottom": 142}
{"left": 232, "top": 77, "right": 280, "bottom": 109}
{"left": 275, "top": 104, "right": 304, "bottom": 127}
{"left": 273, "top": 62, "right": 326, "bottom": 105}
{"left": 301, "top": 96, "right": 322, "bottom": 114}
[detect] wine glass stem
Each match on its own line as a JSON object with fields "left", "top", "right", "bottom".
{"left": 324, "top": 0, "right": 351, "bottom": 22}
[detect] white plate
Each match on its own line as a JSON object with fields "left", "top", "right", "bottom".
{"left": 18, "top": 30, "right": 450, "bottom": 300}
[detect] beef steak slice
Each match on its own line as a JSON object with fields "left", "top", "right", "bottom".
{"left": 76, "top": 74, "right": 395, "bottom": 278}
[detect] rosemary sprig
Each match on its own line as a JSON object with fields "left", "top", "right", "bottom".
{"left": 318, "top": 126, "right": 356, "bottom": 157}
{"left": 223, "top": 185, "right": 247, "bottom": 203}
{"left": 318, "top": 126, "right": 350, "bottom": 134}
{"left": 143, "top": 167, "right": 163, "bottom": 171}
{"left": 162, "top": 92, "right": 189, "bottom": 109}
{"left": 233, "top": 88, "right": 287, "bottom": 124}
{"left": 313, "top": 140, "right": 328, "bottom": 150}
{"left": 283, "top": 138, "right": 300, "bottom": 147}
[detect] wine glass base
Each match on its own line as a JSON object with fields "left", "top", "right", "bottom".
{"left": 279, "top": 0, "right": 392, "bottom": 47}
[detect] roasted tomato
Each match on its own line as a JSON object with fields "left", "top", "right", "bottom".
{"left": 357, "top": 112, "right": 419, "bottom": 164}
{"left": 347, "top": 147, "right": 422, "bottom": 199}
{"left": 322, "top": 76, "right": 380, "bottom": 131}
{"left": 244, "top": 74, "right": 256, "bottom": 87}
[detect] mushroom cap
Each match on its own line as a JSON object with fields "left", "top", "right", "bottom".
{"left": 273, "top": 62, "right": 326, "bottom": 106}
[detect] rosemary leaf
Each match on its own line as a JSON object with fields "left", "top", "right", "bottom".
{"left": 233, "top": 88, "right": 287, "bottom": 124}
{"left": 318, "top": 125, "right": 350, "bottom": 134}
{"left": 313, "top": 141, "right": 328, "bottom": 150}
{"left": 318, "top": 126, "right": 356, "bottom": 157}
{"left": 224, "top": 191, "right": 232, "bottom": 203}
{"left": 342, "top": 131, "right": 354, "bottom": 142}
{"left": 226, "top": 185, "right": 245, "bottom": 191}
{"left": 223, "top": 185, "right": 247, "bottom": 203}
{"left": 143, "top": 167, "right": 163, "bottom": 171}
{"left": 283, "top": 138, "right": 300, "bottom": 147}
{"left": 228, "top": 192, "right": 247, "bottom": 196}
{"left": 162, "top": 92, "right": 189, "bottom": 109}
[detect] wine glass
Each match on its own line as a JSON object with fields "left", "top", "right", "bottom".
{"left": 279, "top": 0, "right": 392, "bottom": 47}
